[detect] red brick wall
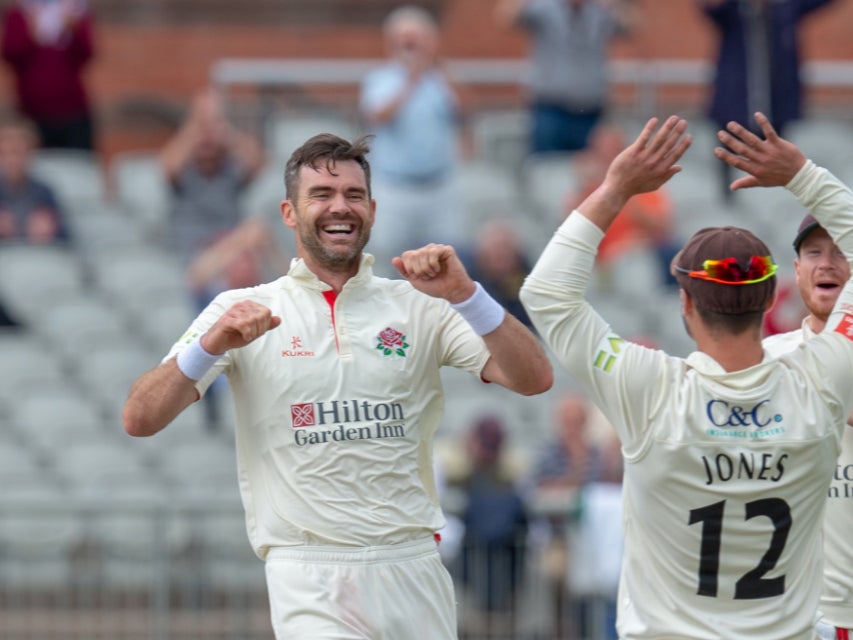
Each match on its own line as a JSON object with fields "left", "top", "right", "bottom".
{"left": 2, "top": 0, "right": 851, "bottom": 159}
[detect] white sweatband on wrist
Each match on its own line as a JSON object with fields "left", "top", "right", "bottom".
{"left": 176, "top": 335, "right": 220, "bottom": 381}
{"left": 450, "top": 282, "right": 505, "bottom": 336}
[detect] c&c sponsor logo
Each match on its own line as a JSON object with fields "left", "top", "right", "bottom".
{"left": 704, "top": 399, "right": 786, "bottom": 439}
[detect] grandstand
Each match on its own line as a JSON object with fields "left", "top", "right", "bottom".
{"left": 2, "top": 1, "right": 853, "bottom": 638}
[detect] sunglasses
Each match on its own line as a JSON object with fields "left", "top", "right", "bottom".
{"left": 673, "top": 255, "right": 778, "bottom": 285}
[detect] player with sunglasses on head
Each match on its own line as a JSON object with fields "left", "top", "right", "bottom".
{"left": 520, "top": 112, "right": 853, "bottom": 639}
{"left": 762, "top": 192, "right": 853, "bottom": 639}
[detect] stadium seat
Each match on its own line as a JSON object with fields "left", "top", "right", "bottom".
{"left": 67, "top": 203, "right": 149, "bottom": 258}
{"left": 0, "top": 509, "right": 85, "bottom": 588}
{"left": 110, "top": 150, "right": 173, "bottom": 243}
{"left": 10, "top": 386, "right": 108, "bottom": 454}
{"left": 86, "top": 507, "right": 193, "bottom": 589}
{"left": 138, "top": 295, "right": 199, "bottom": 352}
{"left": 30, "top": 295, "right": 132, "bottom": 362}
{"left": 0, "top": 244, "right": 88, "bottom": 322}
{"left": 785, "top": 117, "right": 853, "bottom": 175}
{"left": 456, "top": 160, "right": 527, "bottom": 237}
{"left": 32, "top": 148, "right": 107, "bottom": 217}
{"left": 520, "top": 152, "right": 578, "bottom": 229}
{"left": 0, "top": 332, "right": 71, "bottom": 410}
{"left": 89, "top": 245, "right": 187, "bottom": 305}
{"left": 48, "top": 439, "right": 151, "bottom": 498}
{"left": 469, "top": 109, "right": 530, "bottom": 172}
{"left": 196, "top": 510, "right": 266, "bottom": 591}
{"left": 73, "top": 342, "right": 160, "bottom": 413}
{"left": 266, "top": 111, "right": 360, "bottom": 163}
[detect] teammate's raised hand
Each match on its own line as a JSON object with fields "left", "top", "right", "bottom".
{"left": 201, "top": 300, "right": 281, "bottom": 354}
{"left": 392, "top": 243, "right": 476, "bottom": 303}
{"left": 714, "top": 112, "right": 807, "bottom": 191}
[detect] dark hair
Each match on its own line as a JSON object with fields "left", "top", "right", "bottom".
{"left": 284, "top": 133, "right": 373, "bottom": 200}
{"left": 693, "top": 307, "right": 766, "bottom": 337}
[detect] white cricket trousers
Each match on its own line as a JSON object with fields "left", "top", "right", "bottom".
{"left": 265, "top": 537, "right": 457, "bottom": 640}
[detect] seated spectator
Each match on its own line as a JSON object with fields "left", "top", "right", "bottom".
{"left": 0, "top": 115, "right": 70, "bottom": 245}
{"left": 160, "top": 87, "right": 265, "bottom": 309}
{"left": 463, "top": 218, "right": 534, "bottom": 330}
{"left": 565, "top": 123, "right": 680, "bottom": 287}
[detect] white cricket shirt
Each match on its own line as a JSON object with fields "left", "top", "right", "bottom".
{"left": 765, "top": 316, "right": 853, "bottom": 630}
{"left": 166, "top": 256, "right": 490, "bottom": 558}
{"left": 520, "top": 161, "right": 853, "bottom": 640}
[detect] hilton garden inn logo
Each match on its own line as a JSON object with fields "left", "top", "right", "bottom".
{"left": 290, "top": 399, "right": 407, "bottom": 446}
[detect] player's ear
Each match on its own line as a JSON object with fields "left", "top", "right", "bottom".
{"left": 281, "top": 200, "right": 296, "bottom": 229}
{"left": 679, "top": 288, "right": 692, "bottom": 316}
{"left": 764, "top": 288, "right": 779, "bottom": 314}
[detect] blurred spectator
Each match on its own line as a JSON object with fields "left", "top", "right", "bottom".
{"left": 463, "top": 218, "right": 534, "bottom": 330}
{"left": 566, "top": 431, "right": 623, "bottom": 640}
{"left": 564, "top": 122, "right": 679, "bottom": 288}
{"left": 160, "top": 88, "right": 265, "bottom": 310}
{"left": 698, "top": 0, "right": 835, "bottom": 200}
{"left": 1, "top": 0, "right": 96, "bottom": 151}
{"left": 452, "top": 415, "right": 529, "bottom": 634}
{"left": 494, "top": 0, "right": 635, "bottom": 155}
{"left": 0, "top": 115, "right": 70, "bottom": 245}
{"left": 527, "top": 391, "right": 607, "bottom": 640}
{"left": 161, "top": 88, "right": 264, "bottom": 430}
{"left": 359, "top": 5, "right": 463, "bottom": 275}
{"left": 185, "top": 217, "right": 290, "bottom": 301}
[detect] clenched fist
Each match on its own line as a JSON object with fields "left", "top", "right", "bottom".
{"left": 200, "top": 300, "right": 281, "bottom": 354}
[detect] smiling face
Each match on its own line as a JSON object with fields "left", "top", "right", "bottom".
{"left": 795, "top": 227, "right": 850, "bottom": 328}
{"left": 281, "top": 159, "right": 375, "bottom": 276}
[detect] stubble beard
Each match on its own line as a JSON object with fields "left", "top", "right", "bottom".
{"left": 298, "top": 220, "right": 371, "bottom": 272}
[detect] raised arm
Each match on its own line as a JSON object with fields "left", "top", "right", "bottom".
{"left": 393, "top": 243, "right": 553, "bottom": 396}
{"left": 122, "top": 300, "right": 281, "bottom": 437}
{"left": 713, "top": 112, "right": 807, "bottom": 189}
{"left": 574, "top": 115, "right": 691, "bottom": 232}
{"left": 715, "top": 111, "right": 853, "bottom": 260}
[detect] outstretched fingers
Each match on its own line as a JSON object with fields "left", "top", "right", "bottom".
{"left": 645, "top": 116, "right": 691, "bottom": 167}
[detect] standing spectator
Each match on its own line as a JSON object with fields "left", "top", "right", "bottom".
{"left": 122, "top": 132, "right": 553, "bottom": 640}
{"left": 698, "top": 0, "right": 835, "bottom": 200}
{"left": 0, "top": 115, "right": 69, "bottom": 245}
{"left": 521, "top": 112, "right": 853, "bottom": 638}
{"left": 494, "top": 0, "right": 635, "bottom": 155}
{"left": 763, "top": 213, "right": 853, "bottom": 640}
{"left": 1, "top": 0, "right": 96, "bottom": 151}
{"left": 160, "top": 88, "right": 265, "bottom": 310}
{"left": 161, "top": 88, "right": 265, "bottom": 429}
{"left": 564, "top": 122, "right": 680, "bottom": 288}
{"left": 359, "top": 5, "right": 463, "bottom": 274}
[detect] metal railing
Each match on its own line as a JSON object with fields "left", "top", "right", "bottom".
{"left": 0, "top": 498, "right": 616, "bottom": 640}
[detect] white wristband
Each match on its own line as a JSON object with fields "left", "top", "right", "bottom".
{"left": 450, "top": 282, "right": 505, "bottom": 336}
{"left": 176, "top": 335, "right": 220, "bottom": 381}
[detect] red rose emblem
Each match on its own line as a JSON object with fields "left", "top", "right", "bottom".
{"left": 376, "top": 327, "right": 409, "bottom": 358}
